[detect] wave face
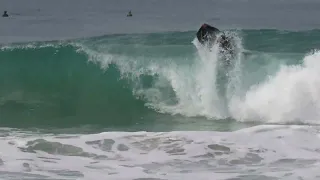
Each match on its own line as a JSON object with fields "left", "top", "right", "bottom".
{"left": 1, "top": 29, "right": 320, "bottom": 129}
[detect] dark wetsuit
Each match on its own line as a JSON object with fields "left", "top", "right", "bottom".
{"left": 196, "top": 24, "right": 235, "bottom": 66}
{"left": 196, "top": 23, "right": 232, "bottom": 52}
{"left": 196, "top": 24, "right": 220, "bottom": 45}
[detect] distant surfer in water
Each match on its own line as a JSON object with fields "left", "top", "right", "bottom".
{"left": 196, "top": 23, "right": 233, "bottom": 53}
{"left": 2, "top": 11, "right": 8, "bottom": 17}
{"left": 127, "top": 10, "right": 132, "bottom": 17}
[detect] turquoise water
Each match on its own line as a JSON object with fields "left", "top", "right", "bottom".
{"left": 1, "top": 30, "right": 320, "bottom": 133}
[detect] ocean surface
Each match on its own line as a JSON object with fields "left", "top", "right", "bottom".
{"left": 1, "top": 0, "right": 320, "bottom": 179}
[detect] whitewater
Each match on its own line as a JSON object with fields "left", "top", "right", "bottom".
{"left": 1, "top": 125, "right": 320, "bottom": 180}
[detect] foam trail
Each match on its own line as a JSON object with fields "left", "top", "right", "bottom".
{"left": 150, "top": 38, "right": 230, "bottom": 118}
{"left": 225, "top": 31, "right": 244, "bottom": 102}
{"left": 231, "top": 50, "right": 320, "bottom": 124}
{"left": 176, "top": 32, "right": 243, "bottom": 118}
{"left": 192, "top": 39, "right": 226, "bottom": 118}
